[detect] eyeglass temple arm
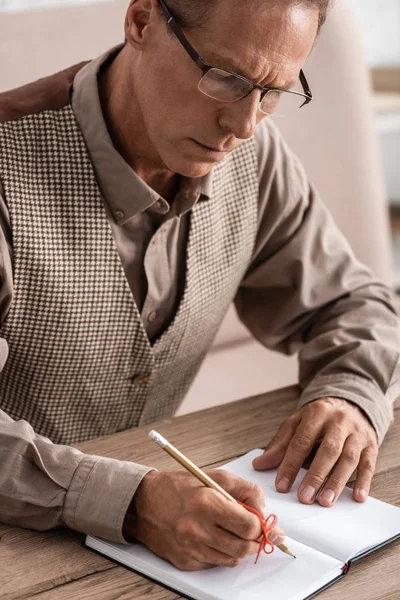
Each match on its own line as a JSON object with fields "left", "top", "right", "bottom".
{"left": 158, "top": 0, "right": 206, "bottom": 69}
{"left": 300, "top": 69, "right": 312, "bottom": 104}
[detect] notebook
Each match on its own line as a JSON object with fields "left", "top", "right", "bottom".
{"left": 85, "top": 449, "right": 400, "bottom": 600}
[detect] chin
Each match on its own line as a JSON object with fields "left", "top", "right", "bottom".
{"left": 164, "top": 154, "right": 223, "bottom": 179}
{"left": 160, "top": 159, "right": 212, "bottom": 179}
{"left": 178, "top": 162, "right": 216, "bottom": 178}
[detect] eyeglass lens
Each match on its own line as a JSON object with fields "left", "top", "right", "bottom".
{"left": 198, "top": 68, "right": 306, "bottom": 115}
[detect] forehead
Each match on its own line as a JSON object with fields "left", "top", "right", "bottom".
{"left": 189, "top": 0, "right": 319, "bottom": 84}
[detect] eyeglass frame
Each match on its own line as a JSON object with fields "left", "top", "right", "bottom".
{"left": 158, "top": 0, "right": 313, "bottom": 112}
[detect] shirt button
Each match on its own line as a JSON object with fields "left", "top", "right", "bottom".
{"left": 115, "top": 209, "right": 125, "bottom": 220}
{"left": 148, "top": 311, "right": 158, "bottom": 323}
{"left": 154, "top": 200, "right": 163, "bottom": 210}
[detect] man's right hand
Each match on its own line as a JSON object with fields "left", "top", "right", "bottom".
{"left": 123, "top": 469, "right": 286, "bottom": 571}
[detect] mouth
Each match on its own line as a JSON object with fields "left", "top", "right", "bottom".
{"left": 191, "top": 139, "right": 231, "bottom": 158}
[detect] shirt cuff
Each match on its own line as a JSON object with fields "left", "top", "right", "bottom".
{"left": 63, "top": 455, "right": 155, "bottom": 543}
{"left": 297, "top": 374, "right": 395, "bottom": 446}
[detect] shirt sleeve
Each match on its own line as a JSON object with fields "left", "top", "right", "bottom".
{"left": 0, "top": 180, "right": 154, "bottom": 542}
{"left": 235, "top": 120, "right": 400, "bottom": 446}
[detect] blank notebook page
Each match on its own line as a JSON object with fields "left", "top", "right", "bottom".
{"left": 225, "top": 450, "right": 400, "bottom": 563}
{"left": 89, "top": 535, "right": 343, "bottom": 600}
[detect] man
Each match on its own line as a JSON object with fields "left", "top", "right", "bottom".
{"left": 0, "top": 0, "right": 399, "bottom": 572}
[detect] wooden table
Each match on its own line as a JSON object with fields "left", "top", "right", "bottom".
{"left": 2, "top": 386, "right": 400, "bottom": 600}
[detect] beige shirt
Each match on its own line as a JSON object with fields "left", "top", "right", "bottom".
{"left": 0, "top": 47, "right": 399, "bottom": 543}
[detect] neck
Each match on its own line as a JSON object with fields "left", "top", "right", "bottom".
{"left": 98, "top": 48, "right": 177, "bottom": 200}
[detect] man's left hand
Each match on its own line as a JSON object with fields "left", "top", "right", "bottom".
{"left": 252, "top": 398, "right": 379, "bottom": 506}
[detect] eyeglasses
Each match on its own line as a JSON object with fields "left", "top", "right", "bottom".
{"left": 159, "top": 0, "right": 313, "bottom": 116}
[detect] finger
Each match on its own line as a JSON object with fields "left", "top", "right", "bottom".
{"left": 206, "top": 528, "right": 260, "bottom": 559}
{"left": 206, "top": 521, "right": 285, "bottom": 559}
{"left": 275, "top": 418, "right": 322, "bottom": 494}
{"left": 206, "top": 472, "right": 266, "bottom": 537}
{"left": 206, "top": 472, "right": 286, "bottom": 542}
{"left": 353, "top": 446, "right": 378, "bottom": 503}
{"left": 209, "top": 470, "right": 266, "bottom": 513}
{"left": 253, "top": 416, "right": 300, "bottom": 471}
{"left": 191, "top": 483, "right": 261, "bottom": 541}
{"left": 170, "top": 553, "right": 216, "bottom": 571}
{"left": 297, "top": 427, "right": 346, "bottom": 504}
{"left": 317, "top": 435, "right": 362, "bottom": 507}
{"left": 191, "top": 543, "right": 246, "bottom": 569}
{"left": 179, "top": 518, "right": 258, "bottom": 566}
{"left": 212, "top": 492, "right": 263, "bottom": 541}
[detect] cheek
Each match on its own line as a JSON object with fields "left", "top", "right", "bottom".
{"left": 153, "top": 89, "right": 217, "bottom": 138}
{"left": 141, "top": 54, "right": 216, "bottom": 128}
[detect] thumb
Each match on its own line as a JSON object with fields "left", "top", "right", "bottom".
{"left": 253, "top": 420, "right": 296, "bottom": 471}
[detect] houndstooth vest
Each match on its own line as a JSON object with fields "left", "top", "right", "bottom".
{"left": 0, "top": 104, "right": 258, "bottom": 445}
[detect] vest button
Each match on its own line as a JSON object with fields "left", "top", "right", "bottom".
{"left": 115, "top": 209, "right": 125, "bottom": 220}
{"left": 131, "top": 373, "right": 150, "bottom": 385}
{"left": 147, "top": 311, "right": 158, "bottom": 323}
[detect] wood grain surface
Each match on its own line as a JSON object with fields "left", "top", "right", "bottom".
{"left": 2, "top": 385, "right": 399, "bottom": 600}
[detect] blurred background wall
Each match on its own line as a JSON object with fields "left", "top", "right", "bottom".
{"left": 348, "top": 1, "right": 400, "bottom": 287}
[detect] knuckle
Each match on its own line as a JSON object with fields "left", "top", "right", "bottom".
{"left": 335, "top": 409, "right": 349, "bottom": 424}
{"left": 307, "top": 399, "right": 328, "bottom": 414}
{"left": 234, "top": 540, "right": 253, "bottom": 559}
{"left": 212, "top": 470, "right": 231, "bottom": 486}
{"left": 291, "top": 434, "right": 313, "bottom": 452}
{"left": 175, "top": 517, "right": 194, "bottom": 543}
{"left": 326, "top": 474, "right": 343, "bottom": 488}
{"left": 289, "top": 412, "right": 300, "bottom": 422}
{"left": 241, "top": 517, "right": 259, "bottom": 540}
{"left": 322, "top": 440, "right": 341, "bottom": 459}
{"left": 368, "top": 435, "right": 379, "bottom": 450}
{"left": 362, "top": 458, "right": 376, "bottom": 475}
{"left": 251, "top": 483, "right": 265, "bottom": 502}
{"left": 194, "top": 487, "right": 212, "bottom": 510}
{"left": 282, "top": 460, "right": 300, "bottom": 478}
{"left": 227, "top": 558, "right": 242, "bottom": 568}
{"left": 342, "top": 447, "right": 360, "bottom": 465}
{"left": 307, "top": 470, "right": 327, "bottom": 486}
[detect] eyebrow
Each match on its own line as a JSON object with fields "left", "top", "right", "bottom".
{"left": 220, "top": 62, "right": 298, "bottom": 91}
{"left": 209, "top": 53, "right": 298, "bottom": 91}
{"left": 212, "top": 55, "right": 257, "bottom": 82}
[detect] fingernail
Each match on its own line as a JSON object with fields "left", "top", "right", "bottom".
{"left": 357, "top": 488, "right": 367, "bottom": 501}
{"left": 271, "top": 534, "right": 285, "bottom": 546}
{"left": 320, "top": 488, "right": 335, "bottom": 503}
{"left": 277, "top": 477, "right": 291, "bottom": 492}
{"left": 300, "top": 485, "right": 316, "bottom": 502}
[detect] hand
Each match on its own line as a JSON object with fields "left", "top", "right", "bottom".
{"left": 124, "top": 469, "right": 285, "bottom": 571}
{"left": 253, "top": 398, "right": 379, "bottom": 507}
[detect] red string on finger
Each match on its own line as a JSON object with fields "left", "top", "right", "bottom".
{"left": 237, "top": 500, "right": 277, "bottom": 564}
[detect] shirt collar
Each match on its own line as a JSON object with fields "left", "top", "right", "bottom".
{"left": 71, "top": 45, "right": 212, "bottom": 224}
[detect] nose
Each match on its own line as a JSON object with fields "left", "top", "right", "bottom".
{"left": 217, "top": 89, "right": 262, "bottom": 140}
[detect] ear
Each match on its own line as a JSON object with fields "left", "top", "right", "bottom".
{"left": 125, "top": 0, "right": 159, "bottom": 49}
